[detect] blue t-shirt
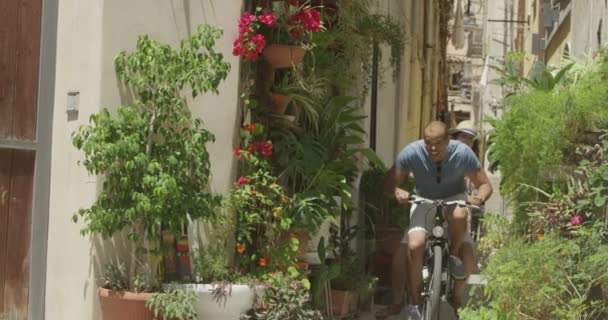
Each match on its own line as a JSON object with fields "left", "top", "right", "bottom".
{"left": 396, "top": 140, "right": 481, "bottom": 198}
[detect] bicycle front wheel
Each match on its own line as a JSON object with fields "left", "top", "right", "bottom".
{"left": 424, "top": 245, "right": 443, "bottom": 320}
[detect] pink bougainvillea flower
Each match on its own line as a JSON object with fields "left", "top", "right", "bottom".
{"left": 238, "top": 176, "right": 251, "bottom": 185}
{"left": 570, "top": 214, "right": 584, "bottom": 226}
{"left": 238, "top": 12, "right": 256, "bottom": 29}
{"left": 261, "top": 141, "right": 273, "bottom": 156}
{"left": 258, "top": 12, "right": 276, "bottom": 27}
{"left": 238, "top": 25, "right": 255, "bottom": 35}
{"left": 233, "top": 148, "right": 242, "bottom": 156}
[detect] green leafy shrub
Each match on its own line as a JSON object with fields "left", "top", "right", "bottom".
{"left": 487, "top": 90, "right": 570, "bottom": 205}
{"left": 72, "top": 25, "right": 229, "bottom": 288}
{"left": 241, "top": 273, "right": 324, "bottom": 320}
{"left": 476, "top": 214, "right": 514, "bottom": 269}
{"left": 480, "top": 226, "right": 608, "bottom": 319}
{"left": 488, "top": 53, "right": 608, "bottom": 227}
{"left": 459, "top": 306, "right": 513, "bottom": 320}
{"left": 146, "top": 289, "right": 197, "bottom": 320}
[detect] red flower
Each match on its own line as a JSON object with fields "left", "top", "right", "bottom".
{"left": 261, "top": 141, "right": 273, "bottom": 156}
{"left": 234, "top": 148, "right": 243, "bottom": 156}
{"left": 238, "top": 176, "right": 251, "bottom": 185}
{"left": 233, "top": 12, "right": 268, "bottom": 61}
{"left": 288, "top": 8, "right": 322, "bottom": 37}
{"left": 238, "top": 12, "right": 256, "bottom": 29}
{"left": 258, "top": 257, "right": 268, "bottom": 267}
{"left": 238, "top": 25, "right": 254, "bottom": 35}
{"left": 258, "top": 13, "right": 276, "bottom": 27}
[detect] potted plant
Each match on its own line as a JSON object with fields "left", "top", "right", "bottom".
{"left": 269, "top": 73, "right": 297, "bottom": 115}
{"left": 166, "top": 219, "right": 265, "bottom": 320}
{"left": 241, "top": 272, "right": 324, "bottom": 320}
{"left": 263, "top": 1, "right": 323, "bottom": 68}
{"left": 71, "top": 25, "right": 229, "bottom": 320}
{"left": 161, "top": 122, "right": 302, "bottom": 319}
{"left": 327, "top": 224, "right": 370, "bottom": 318}
{"left": 232, "top": 2, "right": 323, "bottom": 68}
{"left": 145, "top": 288, "right": 198, "bottom": 320}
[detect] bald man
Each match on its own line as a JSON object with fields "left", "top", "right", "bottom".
{"left": 385, "top": 121, "right": 492, "bottom": 318}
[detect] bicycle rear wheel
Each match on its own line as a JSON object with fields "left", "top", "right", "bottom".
{"left": 423, "top": 245, "right": 443, "bottom": 320}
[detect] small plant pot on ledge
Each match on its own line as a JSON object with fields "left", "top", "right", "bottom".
{"left": 270, "top": 93, "right": 292, "bottom": 114}
{"left": 330, "top": 289, "right": 359, "bottom": 318}
{"left": 98, "top": 288, "right": 155, "bottom": 320}
{"left": 263, "top": 44, "right": 306, "bottom": 69}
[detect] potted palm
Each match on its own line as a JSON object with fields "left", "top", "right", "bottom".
{"left": 71, "top": 25, "right": 229, "bottom": 320}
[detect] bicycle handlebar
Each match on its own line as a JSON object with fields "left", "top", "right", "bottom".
{"left": 408, "top": 195, "right": 481, "bottom": 211}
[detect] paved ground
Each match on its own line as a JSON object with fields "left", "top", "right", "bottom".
{"left": 355, "top": 275, "right": 486, "bottom": 320}
{"left": 356, "top": 300, "right": 458, "bottom": 320}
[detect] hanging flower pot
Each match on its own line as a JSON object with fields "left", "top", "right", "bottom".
{"left": 270, "top": 93, "right": 292, "bottom": 114}
{"left": 263, "top": 44, "right": 306, "bottom": 69}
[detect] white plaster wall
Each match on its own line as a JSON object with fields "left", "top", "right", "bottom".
{"left": 44, "top": 1, "right": 105, "bottom": 319}
{"left": 44, "top": 1, "right": 243, "bottom": 319}
{"left": 371, "top": 0, "right": 408, "bottom": 167}
{"left": 571, "top": 1, "right": 608, "bottom": 59}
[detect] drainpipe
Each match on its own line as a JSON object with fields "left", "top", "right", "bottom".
{"left": 421, "top": 0, "right": 435, "bottom": 134}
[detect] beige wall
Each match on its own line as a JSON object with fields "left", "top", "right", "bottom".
{"left": 399, "top": 0, "right": 425, "bottom": 149}
{"left": 545, "top": 14, "right": 571, "bottom": 67}
{"left": 44, "top": 1, "right": 243, "bottom": 319}
{"left": 522, "top": 0, "right": 541, "bottom": 75}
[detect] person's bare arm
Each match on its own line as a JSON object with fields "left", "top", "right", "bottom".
{"left": 385, "top": 165, "right": 411, "bottom": 204}
{"left": 466, "top": 168, "right": 493, "bottom": 205}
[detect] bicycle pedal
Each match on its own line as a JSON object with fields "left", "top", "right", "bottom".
{"left": 448, "top": 255, "right": 467, "bottom": 280}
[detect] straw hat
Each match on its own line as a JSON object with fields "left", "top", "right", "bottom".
{"left": 449, "top": 120, "right": 477, "bottom": 137}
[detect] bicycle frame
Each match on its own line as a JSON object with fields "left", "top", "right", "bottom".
{"left": 409, "top": 196, "right": 480, "bottom": 320}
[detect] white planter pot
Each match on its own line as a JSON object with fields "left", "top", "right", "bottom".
{"left": 164, "top": 283, "right": 265, "bottom": 320}
{"left": 303, "top": 214, "right": 342, "bottom": 264}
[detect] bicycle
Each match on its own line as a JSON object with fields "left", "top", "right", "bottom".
{"left": 408, "top": 195, "right": 480, "bottom": 320}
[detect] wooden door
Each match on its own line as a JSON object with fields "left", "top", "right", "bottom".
{"left": 0, "top": 0, "right": 43, "bottom": 318}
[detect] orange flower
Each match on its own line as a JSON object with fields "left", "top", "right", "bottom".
{"left": 258, "top": 257, "right": 268, "bottom": 267}
{"left": 236, "top": 243, "right": 246, "bottom": 254}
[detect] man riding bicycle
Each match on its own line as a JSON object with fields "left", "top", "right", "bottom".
{"left": 386, "top": 121, "right": 493, "bottom": 319}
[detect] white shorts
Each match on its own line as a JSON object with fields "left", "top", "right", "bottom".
{"left": 401, "top": 193, "right": 473, "bottom": 244}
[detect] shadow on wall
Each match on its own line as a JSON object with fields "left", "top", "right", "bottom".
{"left": 89, "top": 233, "right": 139, "bottom": 320}
{"left": 169, "top": 0, "right": 222, "bottom": 38}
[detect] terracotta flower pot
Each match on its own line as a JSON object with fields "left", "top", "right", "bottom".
{"left": 262, "top": 44, "right": 306, "bottom": 69}
{"left": 270, "top": 93, "right": 292, "bottom": 114}
{"left": 330, "top": 289, "right": 359, "bottom": 317}
{"left": 98, "top": 288, "right": 155, "bottom": 320}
